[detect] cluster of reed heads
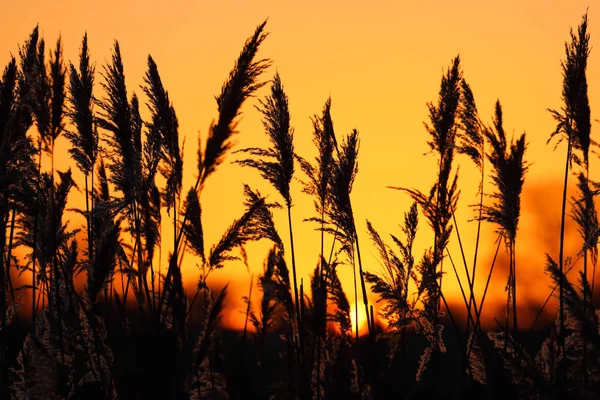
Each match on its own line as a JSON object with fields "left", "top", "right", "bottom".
{"left": 0, "top": 11, "right": 600, "bottom": 400}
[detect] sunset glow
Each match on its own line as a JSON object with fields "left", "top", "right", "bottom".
{"left": 350, "top": 304, "right": 370, "bottom": 337}
{"left": 6, "top": 1, "right": 600, "bottom": 398}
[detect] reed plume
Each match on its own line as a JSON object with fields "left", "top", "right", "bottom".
{"left": 420, "top": 55, "right": 462, "bottom": 259}
{"left": 482, "top": 100, "right": 527, "bottom": 336}
{"left": 396, "top": 56, "right": 462, "bottom": 272}
{"left": 181, "top": 187, "right": 204, "bottom": 260}
{"left": 198, "top": 20, "right": 271, "bottom": 187}
{"left": 31, "top": 37, "right": 50, "bottom": 149}
{"left": 298, "top": 98, "right": 337, "bottom": 261}
{"left": 208, "top": 185, "right": 282, "bottom": 273}
{"left": 328, "top": 262, "right": 352, "bottom": 338}
{"left": 97, "top": 41, "right": 140, "bottom": 209}
{"left": 48, "top": 37, "right": 66, "bottom": 158}
{"left": 326, "top": 130, "right": 358, "bottom": 264}
{"left": 85, "top": 209, "right": 122, "bottom": 308}
{"left": 548, "top": 13, "right": 592, "bottom": 170}
{"left": 143, "top": 55, "right": 182, "bottom": 218}
{"left": 457, "top": 79, "right": 484, "bottom": 170}
{"left": 17, "top": 26, "right": 40, "bottom": 127}
{"left": 255, "top": 246, "right": 295, "bottom": 335}
{"left": 236, "top": 73, "right": 294, "bottom": 206}
{"left": 65, "top": 34, "right": 96, "bottom": 177}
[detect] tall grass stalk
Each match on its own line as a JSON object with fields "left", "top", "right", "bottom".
{"left": 20, "top": 26, "right": 44, "bottom": 327}
{"left": 325, "top": 129, "right": 371, "bottom": 337}
{"left": 481, "top": 101, "right": 527, "bottom": 341}
{"left": 233, "top": 72, "right": 306, "bottom": 383}
{"left": 66, "top": 33, "right": 97, "bottom": 299}
{"left": 297, "top": 97, "right": 337, "bottom": 394}
{"left": 457, "top": 78, "right": 486, "bottom": 339}
{"left": 548, "top": 12, "right": 591, "bottom": 364}
{"left": 159, "top": 21, "right": 270, "bottom": 318}
{"left": 393, "top": 56, "right": 462, "bottom": 386}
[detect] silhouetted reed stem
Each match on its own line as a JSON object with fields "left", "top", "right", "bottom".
{"left": 315, "top": 213, "right": 326, "bottom": 400}
{"left": 50, "top": 142, "right": 66, "bottom": 365}
{"left": 287, "top": 207, "right": 301, "bottom": 335}
{"left": 466, "top": 235, "right": 501, "bottom": 364}
{"left": 467, "top": 169, "right": 485, "bottom": 336}
{"left": 240, "top": 273, "right": 254, "bottom": 374}
{"left": 435, "top": 277, "right": 466, "bottom": 371}
{"left": 172, "top": 201, "right": 177, "bottom": 311}
{"left": 242, "top": 274, "right": 254, "bottom": 341}
{"left": 592, "top": 260, "right": 597, "bottom": 301}
{"left": 582, "top": 167, "right": 592, "bottom": 390}
{"left": 286, "top": 203, "right": 306, "bottom": 399}
{"left": 352, "top": 247, "right": 358, "bottom": 340}
{"left": 450, "top": 214, "right": 476, "bottom": 336}
{"left": 122, "top": 235, "right": 140, "bottom": 305}
{"left": 31, "top": 146, "right": 42, "bottom": 327}
{"left": 511, "top": 240, "right": 517, "bottom": 335}
{"left": 299, "top": 278, "right": 310, "bottom": 400}
{"left": 447, "top": 250, "right": 477, "bottom": 328}
{"left": 0, "top": 205, "right": 6, "bottom": 335}
{"left": 6, "top": 209, "right": 17, "bottom": 304}
{"left": 90, "top": 166, "right": 94, "bottom": 263}
{"left": 558, "top": 137, "right": 571, "bottom": 358}
{"left": 401, "top": 271, "right": 411, "bottom": 366}
{"left": 583, "top": 225, "right": 589, "bottom": 389}
{"left": 136, "top": 212, "right": 154, "bottom": 318}
{"left": 85, "top": 174, "right": 91, "bottom": 266}
{"left": 354, "top": 233, "right": 371, "bottom": 336}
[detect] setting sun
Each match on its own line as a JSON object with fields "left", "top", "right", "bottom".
{"left": 349, "top": 304, "right": 370, "bottom": 337}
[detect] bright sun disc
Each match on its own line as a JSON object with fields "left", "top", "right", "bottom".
{"left": 349, "top": 304, "right": 369, "bottom": 337}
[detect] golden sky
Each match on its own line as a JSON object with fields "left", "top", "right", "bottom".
{"left": 2, "top": 0, "right": 599, "bottom": 332}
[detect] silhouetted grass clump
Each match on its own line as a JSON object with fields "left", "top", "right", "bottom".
{"left": 1, "top": 12, "right": 600, "bottom": 400}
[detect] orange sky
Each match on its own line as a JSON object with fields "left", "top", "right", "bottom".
{"left": 2, "top": 0, "right": 599, "bottom": 332}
